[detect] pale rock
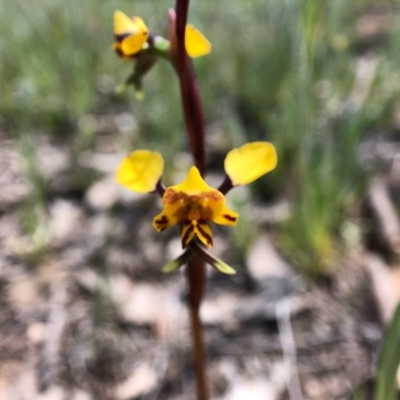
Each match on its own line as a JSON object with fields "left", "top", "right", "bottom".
{"left": 85, "top": 176, "right": 119, "bottom": 210}
{"left": 72, "top": 389, "right": 92, "bottom": 400}
{"left": 0, "top": 214, "right": 22, "bottom": 253}
{"left": 220, "top": 362, "right": 287, "bottom": 400}
{"left": 366, "top": 253, "right": 400, "bottom": 324}
{"left": 246, "top": 234, "right": 290, "bottom": 281}
{"left": 200, "top": 293, "right": 239, "bottom": 326}
{"left": 0, "top": 366, "right": 37, "bottom": 400}
{"left": 75, "top": 268, "right": 98, "bottom": 293}
{"left": 16, "top": 368, "right": 37, "bottom": 399}
{"left": 27, "top": 322, "right": 47, "bottom": 345}
{"left": 304, "top": 378, "right": 325, "bottom": 399}
{"left": 221, "top": 379, "right": 278, "bottom": 400}
{"left": 36, "top": 142, "right": 69, "bottom": 179}
{"left": 118, "top": 283, "right": 187, "bottom": 342}
{"left": 0, "top": 214, "right": 21, "bottom": 242}
{"left": 50, "top": 199, "right": 84, "bottom": 245}
{"left": 82, "top": 151, "right": 123, "bottom": 174}
{"left": 109, "top": 274, "right": 134, "bottom": 305}
{"left": 8, "top": 276, "right": 41, "bottom": 314}
{"left": 115, "top": 363, "right": 157, "bottom": 400}
{"left": 119, "top": 284, "right": 165, "bottom": 325}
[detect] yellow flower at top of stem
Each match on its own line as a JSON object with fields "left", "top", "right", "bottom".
{"left": 112, "top": 10, "right": 211, "bottom": 59}
{"left": 113, "top": 10, "right": 149, "bottom": 58}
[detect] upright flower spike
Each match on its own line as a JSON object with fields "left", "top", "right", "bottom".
{"left": 113, "top": 10, "right": 149, "bottom": 58}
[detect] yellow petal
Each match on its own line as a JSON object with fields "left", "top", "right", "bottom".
{"left": 181, "top": 221, "right": 213, "bottom": 248}
{"left": 114, "top": 11, "right": 148, "bottom": 55}
{"left": 185, "top": 24, "right": 211, "bottom": 58}
{"left": 116, "top": 150, "right": 164, "bottom": 193}
{"left": 210, "top": 203, "right": 239, "bottom": 227}
{"left": 181, "top": 222, "right": 197, "bottom": 248}
{"left": 224, "top": 142, "right": 277, "bottom": 186}
{"left": 152, "top": 204, "right": 181, "bottom": 232}
{"left": 170, "top": 166, "right": 212, "bottom": 195}
{"left": 194, "top": 221, "right": 213, "bottom": 247}
{"left": 114, "top": 10, "right": 138, "bottom": 35}
{"left": 121, "top": 33, "right": 148, "bottom": 56}
{"left": 132, "top": 16, "right": 148, "bottom": 33}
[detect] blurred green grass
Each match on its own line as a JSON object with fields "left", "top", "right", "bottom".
{"left": 1, "top": 0, "right": 400, "bottom": 275}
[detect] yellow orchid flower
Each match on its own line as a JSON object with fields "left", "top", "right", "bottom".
{"left": 116, "top": 142, "right": 277, "bottom": 250}
{"left": 113, "top": 10, "right": 149, "bottom": 58}
{"left": 153, "top": 166, "right": 238, "bottom": 248}
{"left": 113, "top": 10, "right": 211, "bottom": 59}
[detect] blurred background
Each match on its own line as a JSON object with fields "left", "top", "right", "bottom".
{"left": 1, "top": 0, "right": 400, "bottom": 399}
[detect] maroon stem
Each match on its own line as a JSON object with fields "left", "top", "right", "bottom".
{"left": 175, "top": 1, "right": 205, "bottom": 175}
{"left": 186, "top": 257, "right": 207, "bottom": 400}
{"left": 175, "top": 1, "right": 208, "bottom": 399}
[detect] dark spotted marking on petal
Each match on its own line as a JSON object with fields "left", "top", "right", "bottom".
{"left": 113, "top": 46, "right": 135, "bottom": 59}
{"left": 155, "top": 215, "right": 168, "bottom": 225}
{"left": 181, "top": 224, "right": 195, "bottom": 248}
{"left": 197, "top": 223, "right": 213, "bottom": 247}
{"left": 223, "top": 214, "right": 237, "bottom": 222}
{"left": 115, "top": 33, "right": 132, "bottom": 42}
{"left": 204, "top": 191, "right": 224, "bottom": 201}
{"left": 163, "top": 189, "right": 186, "bottom": 205}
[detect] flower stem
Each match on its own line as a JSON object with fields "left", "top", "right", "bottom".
{"left": 175, "top": 1, "right": 208, "bottom": 399}
{"left": 174, "top": 0, "right": 205, "bottom": 175}
{"left": 186, "top": 257, "right": 208, "bottom": 400}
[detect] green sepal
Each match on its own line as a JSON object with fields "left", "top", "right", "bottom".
{"left": 114, "top": 80, "right": 144, "bottom": 100}
{"left": 211, "top": 258, "right": 236, "bottom": 275}
{"left": 190, "top": 242, "right": 236, "bottom": 275}
{"left": 116, "top": 52, "right": 157, "bottom": 100}
{"left": 132, "top": 80, "right": 144, "bottom": 100}
{"left": 114, "top": 82, "right": 128, "bottom": 94}
{"left": 162, "top": 249, "right": 192, "bottom": 273}
{"left": 152, "top": 35, "right": 171, "bottom": 58}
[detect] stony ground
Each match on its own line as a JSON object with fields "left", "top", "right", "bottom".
{"left": 1, "top": 128, "right": 396, "bottom": 400}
